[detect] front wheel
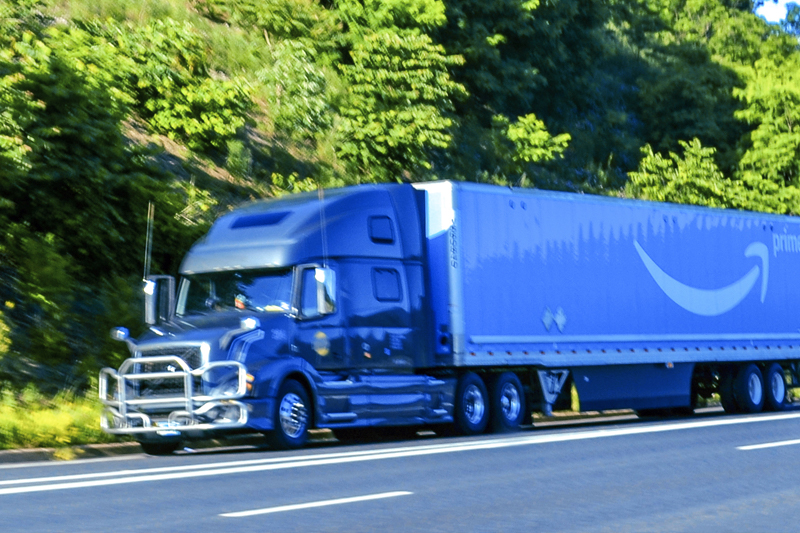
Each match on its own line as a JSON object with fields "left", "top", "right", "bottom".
{"left": 268, "top": 379, "right": 311, "bottom": 450}
{"left": 453, "top": 372, "right": 489, "bottom": 435}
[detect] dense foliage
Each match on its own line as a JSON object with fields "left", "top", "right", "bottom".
{"left": 1, "top": 0, "right": 800, "bottom": 392}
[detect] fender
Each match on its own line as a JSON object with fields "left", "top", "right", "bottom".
{"left": 250, "top": 356, "right": 324, "bottom": 424}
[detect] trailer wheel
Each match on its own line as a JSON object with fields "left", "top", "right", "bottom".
{"left": 454, "top": 372, "right": 489, "bottom": 435}
{"left": 269, "top": 379, "right": 310, "bottom": 450}
{"left": 763, "top": 363, "right": 787, "bottom": 412}
{"left": 139, "top": 440, "right": 180, "bottom": 456}
{"left": 733, "top": 364, "right": 764, "bottom": 413}
{"left": 489, "top": 372, "right": 525, "bottom": 433}
{"left": 719, "top": 367, "right": 739, "bottom": 414}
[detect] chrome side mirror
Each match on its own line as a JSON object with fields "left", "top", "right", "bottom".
{"left": 144, "top": 275, "right": 175, "bottom": 325}
{"left": 315, "top": 267, "right": 336, "bottom": 315}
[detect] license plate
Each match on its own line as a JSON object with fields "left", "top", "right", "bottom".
{"left": 156, "top": 421, "right": 180, "bottom": 436}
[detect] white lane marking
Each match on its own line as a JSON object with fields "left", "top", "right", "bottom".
{"left": 2, "top": 411, "right": 800, "bottom": 496}
{"left": 0, "top": 439, "right": 535, "bottom": 487}
{"left": 737, "top": 438, "right": 800, "bottom": 450}
{"left": 220, "top": 491, "right": 412, "bottom": 518}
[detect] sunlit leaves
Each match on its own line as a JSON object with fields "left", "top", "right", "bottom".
{"left": 197, "top": 0, "right": 342, "bottom": 62}
{"left": 258, "top": 40, "right": 332, "bottom": 141}
{"left": 505, "top": 114, "right": 572, "bottom": 165}
{"left": 626, "top": 138, "right": 800, "bottom": 214}
{"left": 336, "top": 30, "right": 465, "bottom": 180}
{"left": 627, "top": 139, "right": 732, "bottom": 206}
{"left": 734, "top": 52, "right": 800, "bottom": 186}
{"left": 336, "top": 0, "right": 447, "bottom": 34}
{"left": 94, "top": 18, "right": 252, "bottom": 151}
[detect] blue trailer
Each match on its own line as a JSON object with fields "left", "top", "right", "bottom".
{"left": 100, "top": 181, "right": 800, "bottom": 453}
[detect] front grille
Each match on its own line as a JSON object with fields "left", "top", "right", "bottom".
{"left": 131, "top": 345, "right": 204, "bottom": 400}
{"left": 139, "top": 346, "right": 203, "bottom": 369}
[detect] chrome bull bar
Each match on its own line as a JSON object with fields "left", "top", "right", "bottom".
{"left": 99, "top": 356, "right": 249, "bottom": 435}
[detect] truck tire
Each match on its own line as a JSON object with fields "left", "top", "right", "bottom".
{"left": 733, "top": 363, "right": 764, "bottom": 413}
{"left": 454, "top": 372, "right": 489, "bottom": 435}
{"left": 763, "top": 363, "right": 787, "bottom": 412}
{"left": 269, "top": 379, "right": 310, "bottom": 450}
{"left": 139, "top": 440, "right": 180, "bottom": 456}
{"left": 719, "top": 366, "right": 739, "bottom": 414}
{"left": 489, "top": 372, "right": 525, "bottom": 433}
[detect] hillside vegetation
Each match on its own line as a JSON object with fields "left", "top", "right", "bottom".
{"left": 1, "top": 0, "right": 800, "bottom": 393}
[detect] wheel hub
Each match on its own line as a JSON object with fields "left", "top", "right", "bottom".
{"left": 279, "top": 393, "right": 308, "bottom": 438}
{"left": 747, "top": 372, "right": 763, "bottom": 406}
{"left": 500, "top": 382, "right": 521, "bottom": 421}
{"left": 463, "top": 384, "right": 485, "bottom": 425}
{"left": 770, "top": 371, "right": 785, "bottom": 402}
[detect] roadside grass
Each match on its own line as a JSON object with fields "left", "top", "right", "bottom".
{"left": 0, "top": 386, "right": 119, "bottom": 453}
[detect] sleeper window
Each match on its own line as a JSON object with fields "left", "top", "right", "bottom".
{"left": 372, "top": 268, "right": 401, "bottom": 302}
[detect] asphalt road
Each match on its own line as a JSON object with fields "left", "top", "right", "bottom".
{"left": 2, "top": 410, "right": 800, "bottom": 533}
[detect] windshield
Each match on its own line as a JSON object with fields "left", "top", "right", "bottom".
{"left": 177, "top": 268, "right": 293, "bottom": 317}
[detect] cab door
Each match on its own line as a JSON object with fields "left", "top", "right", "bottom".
{"left": 293, "top": 265, "right": 347, "bottom": 371}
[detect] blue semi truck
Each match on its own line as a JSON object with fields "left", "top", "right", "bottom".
{"left": 100, "top": 181, "right": 800, "bottom": 454}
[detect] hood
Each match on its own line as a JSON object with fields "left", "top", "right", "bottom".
{"left": 134, "top": 312, "right": 295, "bottom": 366}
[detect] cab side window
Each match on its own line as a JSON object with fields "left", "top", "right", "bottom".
{"left": 372, "top": 268, "right": 401, "bottom": 302}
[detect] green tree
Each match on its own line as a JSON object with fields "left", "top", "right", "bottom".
{"left": 734, "top": 43, "right": 800, "bottom": 186}
{"left": 335, "top": 0, "right": 447, "bottom": 36}
{"left": 257, "top": 40, "right": 333, "bottom": 141}
{"left": 433, "top": 0, "right": 624, "bottom": 186}
{"left": 0, "top": 6, "right": 202, "bottom": 387}
{"left": 627, "top": 138, "right": 800, "bottom": 213}
{"left": 94, "top": 18, "right": 252, "bottom": 152}
{"left": 336, "top": 30, "right": 466, "bottom": 181}
{"left": 197, "top": 0, "right": 341, "bottom": 63}
{"left": 485, "top": 113, "right": 571, "bottom": 186}
{"left": 627, "top": 139, "right": 734, "bottom": 206}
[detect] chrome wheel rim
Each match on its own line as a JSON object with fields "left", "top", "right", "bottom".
{"left": 279, "top": 393, "right": 308, "bottom": 439}
{"left": 463, "top": 384, "right": 485, "bottom": 425}
{"left": 500, "top": 382, "right": 521, "bottom": 422}
{"left": 771, "top": 371, "right": 785, "bottom": 403}
{"left": 747, "top": 372, "right": 763, "bottom": 405}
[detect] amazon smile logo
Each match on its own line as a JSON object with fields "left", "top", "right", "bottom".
{"left": 634, "top": 241, "right": 769, "bottom": 316}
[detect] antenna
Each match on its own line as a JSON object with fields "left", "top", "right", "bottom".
{"left": 143, "top": 201, "right": 154, "bottom": 281}
{"left": 318, "top": 185, "right": 329, "bottom": 268}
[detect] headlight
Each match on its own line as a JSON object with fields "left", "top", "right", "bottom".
{"left": 210, "top": 380, "right": 238, "bottom": 397}
{"left": 208, "top": 373, "right": 242, "bottom": 398}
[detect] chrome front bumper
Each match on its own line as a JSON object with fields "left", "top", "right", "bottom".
{"left": 99, "top": 356, "right": 249, "bottom": 435}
